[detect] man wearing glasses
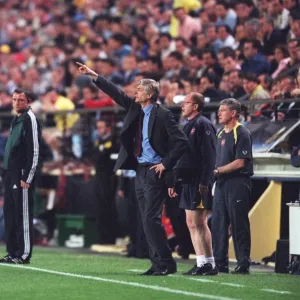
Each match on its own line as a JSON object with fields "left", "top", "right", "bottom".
{"left": 168, "top": 93, "right": 218, "bottom": 276}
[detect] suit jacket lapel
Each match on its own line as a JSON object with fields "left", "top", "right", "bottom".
{"left": 120, "top": 103, "right": 141, "bottom": 134}
{"left": 148, "top": 103, "right": 158, "bottom": 138}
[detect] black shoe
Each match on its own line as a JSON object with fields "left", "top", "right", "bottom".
{"left": 216, "top": 264, "right": 229, "bottom": 273}
{"left": 183, "top": 265, "right": 198, "bottom": 275}
{"left": 140, "top": 268, "right": 156, "bottom": 276}
{"left": 231, "top": 265, "right": 249, "bottom": 275}
{"left": 191, "top": 263, "right": 218, "bottom": 276}
{"left": 152, "top": 267, "right": 177, "bottom": 276}
{"left": 0, "top": 255, "right": 13, "bottom": 263}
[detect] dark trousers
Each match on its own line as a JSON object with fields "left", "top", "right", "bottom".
{"left": 125, "top": 177, "right": 148, "bottom": 258}
{"left": 95, "top": 173, "right": 118, "bottom": 244}
{"left": 135, "top": 165, "right": 176, "bottom": 271}
{"left": 212, "top": 176, "right": 251, "bottom": 268}
{"left": 3, "top": 170, "right": 34, "bottom": 260}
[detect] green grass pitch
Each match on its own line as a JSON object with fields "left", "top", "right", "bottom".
{"left": 0, "top": 246, "right": 299, "bottom": 300}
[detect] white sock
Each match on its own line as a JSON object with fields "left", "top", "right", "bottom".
{"left": 196, "top": 255, "right": 206, "bottom": 267}
{"left": 206, "top": 256, "right": 215, "bottom": 268}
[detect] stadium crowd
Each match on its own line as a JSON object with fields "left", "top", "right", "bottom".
{"left": 1, "top": 0, "right": 300, "bottom": 265}
{"left": 0, "top": 0, "right": 300, "bottom": 124}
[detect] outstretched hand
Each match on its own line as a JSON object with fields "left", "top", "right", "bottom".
{"left": 76, "top": 62, "right": 98, "bottom": 79}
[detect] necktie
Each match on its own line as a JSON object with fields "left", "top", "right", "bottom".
{"left": 134, "top": 111, "right": 144, "bottom": 157}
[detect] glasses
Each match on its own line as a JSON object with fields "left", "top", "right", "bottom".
{"left": 218, "top": 109, "right": 229, "bottom": 113}
{"left": 181, "top": 101, "right": 195, "bottom": 106}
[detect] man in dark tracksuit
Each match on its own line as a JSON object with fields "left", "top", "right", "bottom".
{"left": 77, "top": 62, "right": 187, "bottom": 276}
{"left": 0, "top": 88, "right": 41, "bottom": 264}
{"left": 92, "top": 119, "right": 118, "bottom": 244}
{"left": 212, "top": 98, "right": 253, "bottom": 275}
{"left": 169, "top": 93, "right": 218, "bottom": 276}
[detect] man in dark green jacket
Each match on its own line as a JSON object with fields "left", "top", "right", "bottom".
{"left": 0, "top": 88, "right": 41, "bottom": 264}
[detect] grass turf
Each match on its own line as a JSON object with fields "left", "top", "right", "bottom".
{"left": 0, "top": 246, "right": 299, "bottom": 300}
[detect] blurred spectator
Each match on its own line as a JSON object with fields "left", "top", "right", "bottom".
{"left": 259, "top": 74, "right": 273, "bottom": 92}
{"left": 234, "top": 0, "right": 259, "bottom": 25}
{"left": 122, "top": 55, "right": 139, "bottom": 85}
{"left": 159, "top": 33, "right": 176, "bottom": 59}
{"left": 203, "top": 48, "right": 224, "bottom": 81}
{"left": 215, "top": 0, "right": 237, "bottom": 31}
{"left": 241, "top": 39, "right": 270, "bottom": 75}
{"left": 188, "top": 49, "right": 206, "bottom": 83}
{"left": 242, "top": 72, "right": 270, "bottom": 102}
{"left": 268, "top": 0, "right": 290, "bottom": 30}
{"left": 163, "top": 51, "right": 190, "bottom": 81}
{"left": 232, "top": 23, "right": 247, "bottom": 50}
{"left": 228, "top": 69, "right": 246, "bottom": 99}
{"left": 283, "top": 0, "right": 300, "bottom": 15}
{"left": 259, "top": 16, "right": 286, "bottom": 56}
{"left": 173, "top": 6, "right": 201, "bottom": 42}
{"left": 204, "top": 23, "right": 223, "bottom": 54}
{"left": 270, "top": 45, "right": 290, "bottom": 77}
{"left": 217, "top": 25, "right": 235, "bottom": 49}
{"left": 94, "top": 58, "right": 124, "bottom": 85}
{"left": 199, "top": 73, "right": 228, "bottom": 102}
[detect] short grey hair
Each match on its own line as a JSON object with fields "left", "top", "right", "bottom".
{"left": 220, "top": 98, "right": 241, "bottom": 116}
{"left": 137, "top": 79, "right": 160, "bottom": 102}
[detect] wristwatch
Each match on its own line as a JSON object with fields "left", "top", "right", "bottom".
{"left": 214, "top": 168, "right": 219, "bottom": 176}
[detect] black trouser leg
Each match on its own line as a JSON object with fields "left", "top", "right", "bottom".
{"left": 3, "top": 170, "right": 33, "bottom": 260}
{"left": 212, "top": 180, "right": 230, "bottom": 267}
{"left": 3, "top": 171, "right": 17, "bottom": 257}
{"left": 135, "top": 166, "right": 175, "bottom": 271}
{"left": 226, "top": 178, "right": 251, "bottom": 267}
{"left": 96, "top": 174, "right": 117, "bottom": 244}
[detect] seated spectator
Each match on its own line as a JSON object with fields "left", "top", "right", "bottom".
{"left": 290, "top": 12, "right": 300, "bottom": 41}
{"left": 107, "top": 33, "right": 132, "bottom": 61}
{"left": 228, "top": 69, "right": 247, "bottom": 99}
{"left": 173, "top": 6, "right": 201, "bottom": 42}
{"left": 283, "top": 0, "right": 300, "bottom": 16}
{"left": 94, "top": 58, "right": 124, "bottom": 86}
{"left": 232, "top": 23, "right": 247, "bottom": 50}
{"left": 203, "top": 48, "right": 224, "bottom": 78}
{"left": 204, "top": 23, "right": 223, "bottom": 54}
{"left": 217, "top": 24, "right": 235, "bottom": 49}
{"left": 159, "top": 33, "right": 176, "bottom": 59}
{"left": 41, "top": 87, "right": 79, "bottom": 160}
{"left": 78, "top": 84, "right": 115, "bottom": 109}
{"left": 234, "top": 0, "right": 260, "bottom": 25}
{"left": 259, "top": 16, "right": 286, "bottom": 56}
{"left": 199, "top": 73, "right": 229, "bottom": 102}
{"left": 187, "top": 49, "right": 206, "bottom": 83}
{"left": 242, "top": 73, "right": 270, "bottom": 101}
{"left": 218, "top": 47, "right": 241, "bottom": 71}
{"left": 270, "top": 45, "right": 290, "bottom": 77}
{"left": 122, "top": 55, "right": 139, "bottom": 85}
{"left": 241, "top": 39, "right": 270, "bottom": 75}
{"left": 245, "top": 18, "right": 261, "bottom": 40}
{"left": 259, "top": 74, "right": 273, "bottom": 92}
{"left": 163, "top": 51, "right": 190, "bottom": 81}
{"left": 268, "top": 0, "right": 290, "bottom": 30}
{"left": 175, "top": 37, "right": 190, "bottom": 58}
{"left": 291, "top": 68, "right": 300, "bottom": 97}
{"left": 216, "top": 0, "right": 237, "bottom": 31}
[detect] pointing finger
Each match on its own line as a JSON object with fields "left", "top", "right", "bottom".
{"left": 76, "top": 62, "right": 84, "bottom": 67}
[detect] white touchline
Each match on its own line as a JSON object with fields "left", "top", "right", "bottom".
{"left": 221, "top": 283, "right": 245, "bottom": 288}
{"left": 0, "top": 264, "right": 239, "bottom": 300}
{"left": 130, "top": 269, "right": 217, "bottom": 283}
{"left": 261, "top": 289, "right": 292, "bottom": 295}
